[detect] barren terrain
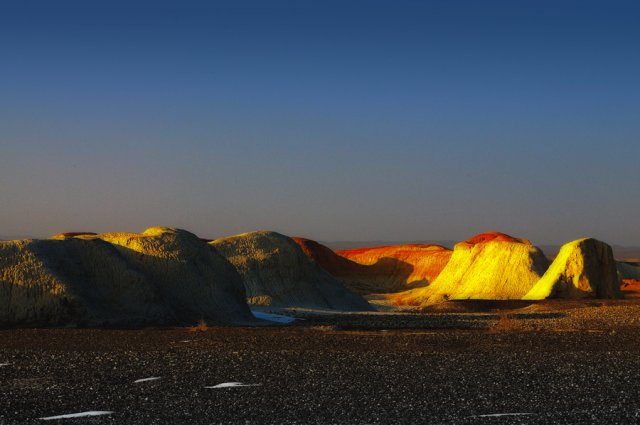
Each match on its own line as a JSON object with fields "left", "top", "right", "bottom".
{"left": 2, "top": 300, "right": 640, "bottom": 424}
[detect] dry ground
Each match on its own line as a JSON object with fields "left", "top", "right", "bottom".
{"left": 2, "top": 300, "right": 640, "bottom": 424}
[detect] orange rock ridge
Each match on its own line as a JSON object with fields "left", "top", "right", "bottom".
{"left": 460, "top": 231, "right": 529, "bottom": 246}
{"left": 621, "top": 279, "right": 640, "bottom": 299}
{"left": 293, "top": 238, "right": 452, "bottom": 294}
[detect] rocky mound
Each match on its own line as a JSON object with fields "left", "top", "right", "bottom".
{"left": 621, "top": 279, "right": 640, "bottom": 298}
{"left": 523, "top": 238, "right": 622, "bottom": 300}
{"left": 97, "top": 227, "right": 254, "bottom": 323}
{"left": 618, "top": 262, "right": 640, "bottom": 298}
{"left": 0, "top": 227, "right": 254, "bottom": 327}
{"left": 394, "top": 232, "right": 549, "bottom": 306}
{"left": 211, "top": 231, "right": 372, "bottom": 310}
{"left": 335, "top": 244, "right": 452, "bottom": 291}
{"left": 293, "top": 238, "right": 451, "bottom": 294}
{"left": 292, "top": 237, "right": 376, "bottom": 293}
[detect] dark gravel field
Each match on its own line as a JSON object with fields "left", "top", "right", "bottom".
{"left": 2, "top": 302, "right": 640, "bottom": 424}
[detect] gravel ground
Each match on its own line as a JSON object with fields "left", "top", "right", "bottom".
{"left": 2, "top": 301, "right": 640, "bottom": 424}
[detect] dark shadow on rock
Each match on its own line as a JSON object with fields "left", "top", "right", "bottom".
{"left": 0, "top": 235, "right": 254, "bottom": 328}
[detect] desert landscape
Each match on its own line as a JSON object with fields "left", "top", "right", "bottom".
{"left": 2, "top": 228, "right": 640, "bottom": 423}
{"left": 3, "top": 1, "right": 639, "bottom": 423}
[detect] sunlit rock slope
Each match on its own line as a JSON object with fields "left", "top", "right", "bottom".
{"left": 524, "top": 238, "right": 622, "bottom": 300}
{"left": 211, "top": 231, "right": 372, "bottom": 310}
{"left": 393, "top": 232, "right": 549, "bottom": 306}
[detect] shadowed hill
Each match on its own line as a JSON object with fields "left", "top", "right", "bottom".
{"left": 335, "top": 244, "right": 452, "bottom": 290}
{"left": 393, "top": 232, "right": 549, "bottom": 306}
{"left": 0, "top": 227, "right": 254, "bottom": 327}
{"left": 211, "top": 231, "right": 372, "bottom": 310}
{"left": 293, "top": 237, "right": 451, "bottom": 294}
{"left": 96, "top": 227, "right": 254, "bottom": 323}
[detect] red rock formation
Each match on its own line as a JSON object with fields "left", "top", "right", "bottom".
{"left": 621, "top": 279, "right": 640, "bottom": 299}
{"left": 461, "top": 231, "right": 528, "bottom": 246}
{"left": 337, "top": 244, "right": 452, "bottom": 289}
{"left": 294, "top": 238, "right": 452, "bottom": 294}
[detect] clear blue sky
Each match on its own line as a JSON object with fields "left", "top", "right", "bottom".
{"left": 1, "top": 1, "right": 639, "bottom": 245}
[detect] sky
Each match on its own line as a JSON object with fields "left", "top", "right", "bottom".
{"left": 1, "top": 0, "right": 639, "bottom": 245}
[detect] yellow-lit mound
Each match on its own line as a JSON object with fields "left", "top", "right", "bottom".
{"left": 523, "top": 238, "right": 621, "bottom": 300}
{"left": 0, "top": 227, "right": 254, "bottom": 326}
{"left": 211, "top": 231, "right": 372, "bottom": 310}
{"left": 393, "top": 232, "right": 549, "bottom": 306}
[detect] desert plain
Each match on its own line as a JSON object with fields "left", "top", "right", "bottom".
{"left": 3, "top": 301, "right": 640, "bottom": 424}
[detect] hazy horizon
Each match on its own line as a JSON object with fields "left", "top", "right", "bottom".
{"left": 2, "top": 1, "right": 639, "bottom": 245}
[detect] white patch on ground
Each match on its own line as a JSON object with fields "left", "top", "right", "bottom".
{"left": 251, "top": 310, "right": 297, "bottom": 324}
{"left": 39, "top": 411, "right": 114, "bottom": 420}
{"left": 469, "top": 413, "right": 535, "bottom": 418}
{"left": 0, "top": 363, "right": 10, "bottom": 367}
{"left": 134, "top": 377, "right": 161, "bottom": 383}
{"left": 205, "top": 382, "right": 262, "bottom": 389}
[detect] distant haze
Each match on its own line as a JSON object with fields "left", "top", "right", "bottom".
{"left": 1, "top": 1, "right": 639, "bottom": 246}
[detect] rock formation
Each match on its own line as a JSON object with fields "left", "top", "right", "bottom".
{"left": 0, "top": 227, "right": 254, "bottom": 327}
{"left": 211, "top": 231, "right": 372, "bottom": 310}
{"left": 336, "top": 244, "right": 452, "bottom": 291}
{"left": 617, "top": 261, "right": 640, "bottom": 298}
{"left": 394, "top": 232, "right": 549, "bottom": 306}
{"left": 97, "top": 227, "right": 254, "bottom": 323}
{"left": 293, "top": 237, "right": 451, "bottom": 294}
{"left": 523, "top": 238, "right": 622, "bottom": 300}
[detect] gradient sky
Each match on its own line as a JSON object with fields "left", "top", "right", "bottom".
{"left": 1, "top": 1, "right": 639, "bottom": 245}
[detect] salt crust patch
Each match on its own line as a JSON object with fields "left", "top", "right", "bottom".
{"left": 134, "top": 377, "right": 161, "bottom": 383}
{"left": 469, "top": 413, "right": 535, "bottom": 418}
{"left": 205, "top": 382, "right": 261, "bottom": 389}
{"left": 39, "top": 411, "right": 114, "bottom": 420}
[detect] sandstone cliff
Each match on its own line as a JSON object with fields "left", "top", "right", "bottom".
{"left": 523, "top": 238, "right": 622, "bottom": 300}
{"left": 394, "top": 232, "right": 549, "bottom": 306}
{"left": 211, "top": 231, "right": 372, "bottom": 310}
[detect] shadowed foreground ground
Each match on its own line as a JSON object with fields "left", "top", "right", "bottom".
{"left": 2, "top": 301, "right": 640, "bottom": 424}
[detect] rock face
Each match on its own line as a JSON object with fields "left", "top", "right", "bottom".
{"left": 97, "top": 227, "right": 254, "bottom": 323}
{"left": 293, "top": 237, "right": 451, "bottom": 294}
{"left": 618, "top": 262, "right": 640, "bottom": 298}
{"left": 0, "top": 227, "right": 254, "bottom": 327}
{"left": 336, "top": 244, "right": 452, "bottom": 291}
{"left": 394, "top": 232, "right": 549, "bottom": 306}
{"left": 524, "top": 238, "right": 622, "bottom": 300}
{"left": 211, "top": 231, "right": 372, "bottom": 310}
